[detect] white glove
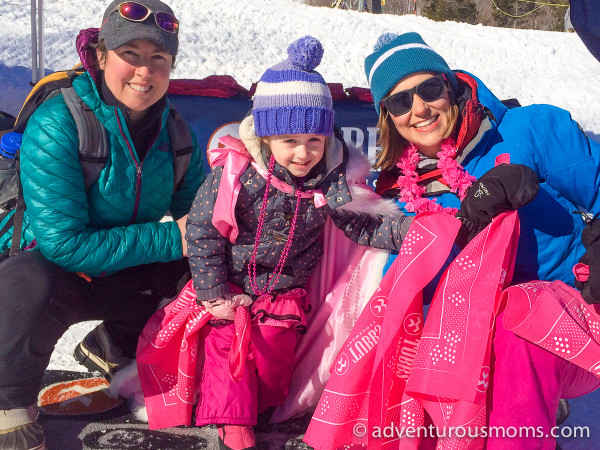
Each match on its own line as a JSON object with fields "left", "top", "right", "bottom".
{"left": 201, "top": 293, "right": 253, "bottom": 320}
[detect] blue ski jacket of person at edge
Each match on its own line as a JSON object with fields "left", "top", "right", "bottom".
{"left": 380, "top": 70, "right": 600, "bottom": 291}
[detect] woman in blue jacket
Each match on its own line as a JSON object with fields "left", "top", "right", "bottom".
{"left": 0, "top": 1, "right": 204, "bottom": 448}
{"left": 366, "top": 32, "right": 600, "bottom": 448}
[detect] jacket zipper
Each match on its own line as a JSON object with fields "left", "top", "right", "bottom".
{"left": 115, "top": 109, "right": 142, "bottom": 224}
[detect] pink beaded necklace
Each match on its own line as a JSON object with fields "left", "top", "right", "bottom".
{"left": 396, "top": 137, "right": 475, "bottom": 215}
{"left": 248, "top": 155, "right": 303, "bottom": 295}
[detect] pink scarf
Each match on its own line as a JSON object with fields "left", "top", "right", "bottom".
{"left": 304, "top": 211, "right": 600, "bottom": 449}
{"left": 502, "top": 280, "right": 600, "bottom": 376}
{"left": 137, "top": 281, "right": 306, "bottom": 430}
{"left": 136, "top": 281, "right": 211, "bottom": 430}
{"left": 304, "top": 210, "right": 519, "bottom": 449}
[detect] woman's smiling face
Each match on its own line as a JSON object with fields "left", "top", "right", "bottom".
{"left": 387, "top": 71, "right": 453, "bottom": 158}
{"left": 97, "top": 39, "right": 172, "bottom": 123}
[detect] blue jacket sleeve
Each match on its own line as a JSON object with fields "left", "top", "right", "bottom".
{"left": 531, "top": 105, "right": 600, "bottom": 213}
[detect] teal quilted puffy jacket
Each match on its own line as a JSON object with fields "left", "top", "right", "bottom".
{"left": 0, "top": 71, "right": 205, "bottom": 276}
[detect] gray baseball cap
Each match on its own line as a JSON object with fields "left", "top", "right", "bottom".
{"left": 98, "top": 0, "right": 179, "bottom": 56}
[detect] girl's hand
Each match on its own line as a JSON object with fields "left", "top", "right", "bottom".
{"left": 176, "top": 214, "right": 188, "bottom": 257}
{"left": 201, "top": 293, "right": 253, "bottom": 320}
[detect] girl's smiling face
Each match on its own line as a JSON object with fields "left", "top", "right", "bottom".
{"left": 97, "top": 39, "right": 172, "bottom": 123}
{"left": 387, "top": 71, "right": 453, "bottom": 158}
{"left": 266, "top": 134, "right": 327, "bottom": 177}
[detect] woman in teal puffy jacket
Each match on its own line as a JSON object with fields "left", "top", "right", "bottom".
{"left": 0, "top": 1, "right": 204, "bottom": 448}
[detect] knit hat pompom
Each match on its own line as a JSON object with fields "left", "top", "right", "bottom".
{"left": 364, "top": 31, "right": 458, "bottom": 115}
{"left": 252, "top": 36, "right": 334, "bottom": 138}
{"left": 373, "top": 32, "right": 399, "bottom": 52}
{"left": 287, "top": 35, "right": 324, "bottom": 71}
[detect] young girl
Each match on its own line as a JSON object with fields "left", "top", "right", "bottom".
{"left": 137, "top": 35, "right": 415, "bottom": 450}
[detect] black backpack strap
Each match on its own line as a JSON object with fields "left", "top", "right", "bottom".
{"left": 61, "top": 86, "right": 109, "bottom": 190}
{"left": 166, "top": 105, "right": 193, "bottom": 192}
{"left": 9, "top": 157, "right": 25, "bottom": 256}
{"left": 7, "top": 73, "right": 104, "bottom": 256}
{"left": 501, "top": 98, "right": 521, "bottom": 109}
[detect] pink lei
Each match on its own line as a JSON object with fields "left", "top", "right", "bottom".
{"left": 396, "top": 138, "right": 475, "bottom": 215}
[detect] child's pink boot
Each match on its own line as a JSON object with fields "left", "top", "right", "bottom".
{"left": 217, "top": 424, "right": 256, "bottom": 450}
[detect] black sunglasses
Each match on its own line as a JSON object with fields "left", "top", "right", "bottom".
{"left": 113, "top": 1, "right": 179, "bottom": 33}
{"left": 380, "top": 74, "right": 447, "bottom": 116}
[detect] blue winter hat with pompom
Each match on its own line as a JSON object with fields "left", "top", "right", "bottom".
{"left": 252, "top": 35, "right": 334, "bottom": 137}
{"left": 365, "top": 32, "right": 458, "bottom": 115}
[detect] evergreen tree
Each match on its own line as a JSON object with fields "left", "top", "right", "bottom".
{"left": 305, "top": 0, "right": 566, "bottom": 31}
{"left": 423, "top": 0, "right": 478, "bottom": 24}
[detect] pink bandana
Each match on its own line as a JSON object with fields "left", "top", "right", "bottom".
{"left": 304, "top": 211, "right": 519, "bottom": 449}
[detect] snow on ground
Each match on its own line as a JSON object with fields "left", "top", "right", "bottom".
{"left": 1, "top": 0, "right": 599, "bottom": 138}
{"left": 0, "top": 0, "right": 598, "bottom": 374}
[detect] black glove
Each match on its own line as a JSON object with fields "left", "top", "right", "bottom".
{"left": 455, "top": 164, "right": 539, "bottom": 246}
{"left": 575, "top": 217, "right": 600, "bottom": 304}
{"left": 581, "top": 215, "right": 600, "bottom": 248}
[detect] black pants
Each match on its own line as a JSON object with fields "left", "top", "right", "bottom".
{"left": 0, "top": 251, "right": 190, "bottom": 408}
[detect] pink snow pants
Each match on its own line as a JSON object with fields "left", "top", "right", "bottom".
{"left": 486, "top": 311, "right": 600, "bottom": 449}
{"left": 194, "top": 320, "right": 299, "bottom": 426}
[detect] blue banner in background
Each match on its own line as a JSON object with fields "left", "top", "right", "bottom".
{"left": 570, "top": 0, "right": 600, "bottom": 62}
{"left": 167, "top": 94, "right": 381, "bottom": 176}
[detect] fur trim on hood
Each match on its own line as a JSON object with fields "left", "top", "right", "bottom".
{"left": 239, "top": 115, "right": 344, "bottom": 177}
{"left": 341, "top": 145, "right": 401, "bottom": 217}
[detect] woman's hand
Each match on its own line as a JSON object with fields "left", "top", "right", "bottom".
{"left": 201, "top": 293, "right": 253, "bottom": 320}
{"left": 456, "top": 164, "right": 539, "bottom": 246}
{"left": 176, "top": 214, "right": 188, "bottom": 257}
{"left": 458, "top": 164, "right": 539, "bottom": 224}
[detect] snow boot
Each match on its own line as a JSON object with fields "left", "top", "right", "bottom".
{"left": 0, "top": 405, "right": 45, "bottom": 450}
{"left": 556, "top": 398, "right": 570, "bottom": 425}
{"left": 217, "top": 424, "right": 256, "bottom": 450}
{"left": 73, "top": 323, "right": 132, "bottom": 381}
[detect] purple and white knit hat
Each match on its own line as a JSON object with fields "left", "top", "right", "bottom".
{"left": 252, "top": 35, "right": 334, "bottom": 138}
